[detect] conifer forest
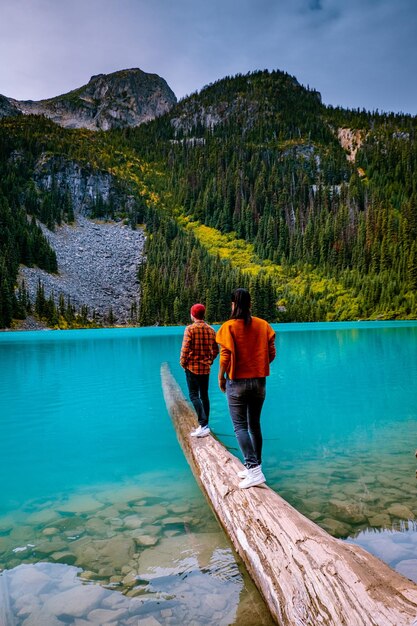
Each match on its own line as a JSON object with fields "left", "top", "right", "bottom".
{"left": 1, "top": 70, "right": 416, "bottom": 328}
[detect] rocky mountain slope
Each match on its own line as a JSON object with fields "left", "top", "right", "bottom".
{"left": 0, "top": 94, "right": 21, "bottom": 119}
{"left": 16, "top": 152, "right": 146, "bottom": 325}
{"left": 3, "top": 68, "right": 177, "bottom": 130}
{"left": 20, "top": 215, "right": 145, "bottom": 324}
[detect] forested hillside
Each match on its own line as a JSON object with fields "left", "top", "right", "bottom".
{"left": 122, "top": 70, "right": 417, "bottom": 321}
{"left": 1, "top": 69, "right": 416, "bottom": 328}
{"left": 0, "top": 116, "right": 268, "bottom": 327}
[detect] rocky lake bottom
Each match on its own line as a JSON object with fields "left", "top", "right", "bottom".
{"left": 2, "top": 458, "right": 417, "bottom": 626}
{"left": 0, "top": 480, "right": 275, "bottom": 626}
{"left": 270, "top": 449, "right": 417, "bottom": 541}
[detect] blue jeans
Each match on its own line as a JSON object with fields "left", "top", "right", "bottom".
{"left": 185, "top": 369, "right": 210, "bottom": 427}
{"left": 226, "top": 377, "right": 266, "bottom": 469}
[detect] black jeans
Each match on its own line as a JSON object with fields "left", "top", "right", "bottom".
{"left": 226, "top": 377, "right": 266, "bottom": 469}
{"left": 185, "top": 369, "right": 210, "bottom": 427}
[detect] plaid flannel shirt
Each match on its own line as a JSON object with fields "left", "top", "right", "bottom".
{"left": 180, "top": 321, "right": 219, "bottom": 375}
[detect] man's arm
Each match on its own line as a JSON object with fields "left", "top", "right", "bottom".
{"left": 211, "top": 333, "right": 219, "bottom": 361}
{"left": 180, "top": 327, "right": 192, "bottom": 368}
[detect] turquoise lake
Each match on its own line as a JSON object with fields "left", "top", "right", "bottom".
{"left": 1, "top": 321, "right": 417, "bottom": 625}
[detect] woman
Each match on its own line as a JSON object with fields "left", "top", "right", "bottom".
{"left": 216, "top": 288, "right": 276, "bottom": 488}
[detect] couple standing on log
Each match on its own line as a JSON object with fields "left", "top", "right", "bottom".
{"left": 180, "top": 288, "right": 276, "bottom": 489}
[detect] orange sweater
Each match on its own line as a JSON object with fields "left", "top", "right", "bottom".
{"left": 216, "top": 317, "right": 276, "bottom": 380}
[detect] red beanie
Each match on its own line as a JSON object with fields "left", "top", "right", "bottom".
{"left": 190, "top": 303, "right": 205, "bottom": 319}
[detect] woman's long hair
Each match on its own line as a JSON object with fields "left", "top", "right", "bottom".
{"left": 230, "top": 288, "right": 252, "bottom": 325}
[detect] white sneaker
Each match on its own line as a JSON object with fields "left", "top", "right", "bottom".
{"left": 239, "top": 466, "right": 266, "bottom": 489}
{"left": 237, "top": 464, "right": 262, "bottom": 479}
{"left": 190, "top": 425, "right": 211, "bottom": 438}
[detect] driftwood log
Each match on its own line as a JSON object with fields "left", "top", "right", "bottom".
{"left": 161, "top": 363, "right": 417, "bottom": 626}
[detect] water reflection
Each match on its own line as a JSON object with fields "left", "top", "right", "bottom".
{"left": 347, "top": 521, "right": 417, "bottom": 584}
{"left": 0, "top": 557, "right": 243, "bottom": 626}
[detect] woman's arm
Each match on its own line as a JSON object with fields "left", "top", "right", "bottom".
{"left": 268, "top": 336, "right": 276, "bottom": 363}
{"left": 218, "top": 346, "right": 231, "bottom": 392}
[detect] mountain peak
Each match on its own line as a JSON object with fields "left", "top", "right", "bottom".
{"left": 4, "top": 68, "right": 177, "bottom": 130}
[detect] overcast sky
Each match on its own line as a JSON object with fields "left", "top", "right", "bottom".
{"left": 1, "top": 0, "right": 416, "bottom": 114}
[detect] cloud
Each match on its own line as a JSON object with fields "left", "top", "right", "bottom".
{"left": 0, "top": 0, "right": 416, "bottom": 113}
{"left": 309, "top": 0, "right": 323, "bottom": 10}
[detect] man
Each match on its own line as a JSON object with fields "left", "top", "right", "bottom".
{"left": 180, "top": 303, "right": 219, "bottom": 438}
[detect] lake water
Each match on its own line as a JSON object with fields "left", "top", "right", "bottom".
{"left": 1, "top": 321, "right": 417, "bottom": 625}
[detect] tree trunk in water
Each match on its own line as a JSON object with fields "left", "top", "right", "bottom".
{"left": 162, "top": 363, "right": 417, "bottom": 626}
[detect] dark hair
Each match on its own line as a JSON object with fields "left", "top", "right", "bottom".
{"left": 230, "top": 288, "right": 252, "bottom": 325}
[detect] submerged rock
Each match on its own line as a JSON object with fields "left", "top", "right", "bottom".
{"left": 42, "top": 527, "right": 59, "bottom": 537}
{"left": 21, "top": 608, "right": 63, "bottom": 626}
{"left": 386, "top": 504, "right": 415, "bottom": 520}
{"left": 85, "top": 517, "right": 108, "bottom": 535}
{"left": 25, "top": 510, "right": 60, "bottom": 525}
{"left": 0, "top": 516, "right": 14, "bottom": 533}
{"left": 88, "top": 607, "right": 129, "bottom": 623}
{"left": 328, "top": 499, "right": 367, "bottom": 524}
{"left": 56, "top": 495, "right": 104, "bottom": 515}
{"left": 54, "top": 515, "right": 85, "bottom": 532}
{"left": 138, "top": 532, "right": 230, "bottom": 575}
{"left": 50, "top": 551, "right": 77, "bottom": 565}
{"left": 168, "top": 504, "right": 190, "bottom": 515}
{"left": 14, "top": 594, "right": 41, "bottom": 618}
{"left": 367, "top": 513, "right": 392, "bottom": 528}
{"left": 320, "top": 518, "right": 353, "bottom": 538}
{"left": 136, "top": 617, "right": 163, "bottom": 626}
{"left": 123, "top": 515, "right": 143, "bottom": 530}
{"left": 122, "top": 570, "right": 138, "bottom": 587}
{"left": 72, "top": 536, "right": 135, "bottom": 571}
{"left": 44, "top": 584, "right": 107, "bottom": 617}
{"left": 97, "top": 486, "right": 149, "bottom": 505}
{"left": 34, "top": 538, "right": 69, "bottom": 556}
{"left": 161, "top": 517, "right": 187, "bottom": 526}
{"left": 140, "top": 504, "right": 168, "bottom": 523}
{"left": 9, "top": 565, "right": 51, "bottom": 596}
{"left": 133, "top": 534, "right": 159, "bottom": 547}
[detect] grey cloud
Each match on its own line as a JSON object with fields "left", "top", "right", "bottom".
{"left": 0, "top": 0, "right": 416, "bottom": 113}
{"left": 309, "top": 0, "right": 323, "bottom": 10}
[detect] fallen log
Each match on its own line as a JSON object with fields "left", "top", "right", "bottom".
{"left": 161, "top": 363, "right": 417, "bottom": 626}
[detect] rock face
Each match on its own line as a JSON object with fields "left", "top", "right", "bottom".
{"left": 17, "top": 153, "right": 145, "bottom": 324}
{"left": 337, "top": 127, "right": 365, "bottom": 162}
{"left": 5, "top": 68, "right": 177, "bottom": 130}
{"left": 0, "top": 94, "right": 21, "bottom": 119}
{"left": 34, "top": 154, "right": 127, "bottom": 215}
